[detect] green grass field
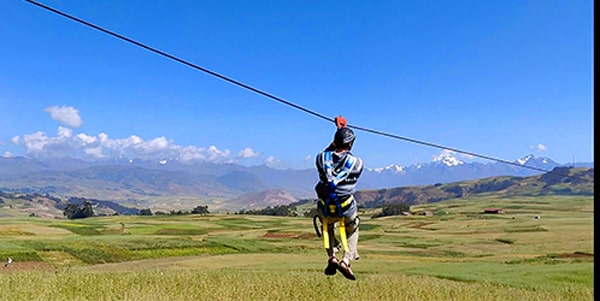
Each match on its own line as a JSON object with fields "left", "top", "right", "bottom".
{"left": 0, "top": 195, "right": 593, "bottom": 300}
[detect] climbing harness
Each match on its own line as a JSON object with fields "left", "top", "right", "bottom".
{"left": 313, "top": 195, "right": 356, "bottom": 254}
{"left": 319, "top": 195, "right": 354, "bottom": 217}
{"left": 322, "top": 215, "right": 350, "bottom": 253}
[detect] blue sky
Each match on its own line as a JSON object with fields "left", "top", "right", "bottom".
{"left": 0, "top": 0, "right": 594, "bottom": 170}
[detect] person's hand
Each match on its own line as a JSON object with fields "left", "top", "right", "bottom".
{"left": 334, "top": 116, "right": 347, "bottom": 129}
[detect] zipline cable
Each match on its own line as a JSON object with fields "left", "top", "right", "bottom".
{"left": 24, "top": 0, "right": 592, "bottom": 183}
{"left": 24, "top": 0, "right": 332, "bottom": 123}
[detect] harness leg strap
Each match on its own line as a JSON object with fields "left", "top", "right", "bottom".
{"left": 322, "top": 217, "right": 330, "bottom": 250}
{"left": 338, "top": 217, "right": 350, "bottom": 253}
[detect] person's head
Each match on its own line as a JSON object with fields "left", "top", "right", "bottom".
{"left": 333, "top": 128, "right": 356, "bottom": 150}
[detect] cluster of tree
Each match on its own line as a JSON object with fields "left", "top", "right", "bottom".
{"left": 191, "top": 205, "right": 210, "bottom": 214}
{"left": 62, "top": 200, "right": 211, "bottom": 218}
{"left": 304, "top": 207, "right": 319, "bottom": 218}
{"left": 66, "top": 196, "right": 139, "bottom": 215}
{"left": 63, "top": 201, "right": 95, "bottom": 219}
{"left": 137, "top": 205, "right": 210, "bottom": 216}
{"left": 138, "top": 208, "right": 153, "bottom": 216}
{"left": 239, "top": 205, "right": 298, "bottom": 217}
{"left": 371, "top": 202, "right": 410, "bottom": 218}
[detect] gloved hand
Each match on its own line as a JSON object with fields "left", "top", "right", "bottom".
{"left": 334, "top": 116, "right": 347, "bottom": 129}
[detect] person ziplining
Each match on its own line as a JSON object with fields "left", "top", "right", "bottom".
{"left": 314, "top": 116, "right": 364, "bottom": 280}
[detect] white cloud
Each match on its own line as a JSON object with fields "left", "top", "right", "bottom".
{"left": 264, "top": 156, "right": 281, "bottom": 168}
{"left": 140, "top": 136, "right": 170, "bottom": 154}
{"left": 2, "top": 151, "right": 13, "bottom": 158}
{"left": 529, "top": 143, "right": 548, "bottom": 152}
{"left": 83, "top": 146, "right": 105, "bottom": 158}
{"left": 304, "top": 155, "right": 312, "bottom": 162}
{"left": 76, "top": 133, "right": 97, "bottom": 144}
{"left": 21, "top": 131, "right": 52, "bottom": 153}
{"left": 57, "top": 126, "right": 73, "bottom": 139}
{"left": 237, "top": 147, "right": 259, "bottom": 158}
{"left": 204, "top": 145, "right": 232, "bottom": 162}
{"left": 44, "top": 105, "right": 83, "bottom": 128}
{"left": 11, "top": 106, "right": 268, "bottom": 165}
{"left": 11, "top": 127, "right": 239, "bottom": 163}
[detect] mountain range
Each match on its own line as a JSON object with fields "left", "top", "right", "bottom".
{"left": 0, "top": 166, "right": 593, "bottom": 218}
{"left": 0, "top": 154, "right": 593, "bottom": 211}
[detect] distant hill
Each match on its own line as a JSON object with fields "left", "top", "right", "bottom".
{"left": 355, "top": 167, "right": 594, "bottom": 208}
{"left": 224, "top": 189, "right": 300, "bottom": 211}
{"left": 0, "top": 192, "right": 138, "bottom": 218}
{"left": 1, "top": 154, "right": 593, "bottom": 201}
{"left": 0, "top": 167, "right": 592, "bottom": 217}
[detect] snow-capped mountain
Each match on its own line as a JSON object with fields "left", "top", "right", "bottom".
{"left": 367, "top": 151, "right": 465, "bottom": 174}
{"left": 358, "top": 154, "right": 582, "bottom": 190}
{"left": 432, "top": 151, "right": 464, "bottom": 167}
{"left": 370, "top": 164, "right": 405, "bottom": 174}
{"left": 516, "top": 154, "right": 555, "bottom": 168}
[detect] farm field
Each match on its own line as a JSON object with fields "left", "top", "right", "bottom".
{"left": 0, "top": 195, "right": 594, "bottom": 301}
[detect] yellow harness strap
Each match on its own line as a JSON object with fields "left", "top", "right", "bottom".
{"left": 338, "top": 217, "right": 350, "bottom": 253}
{"left": 320, "top": 195, "right": 354, "bottom": 253}
{"left": 322, "top": 217, "right": 329, "bottom": 249}
{"left": 322, "top": 216, "right": 350, "bottom": 253}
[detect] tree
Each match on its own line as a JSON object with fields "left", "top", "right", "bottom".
{"left": 191, "top": 205, "right": 209, "bottom": 214}
{"left": 139, "top": 208, "right": 153, "bottom": 216}
{"left": 372, "top": 203, "right": 410, "bottom": 218}
{"left": 240, "top": 205, "right": 297, "bottom": 217}
{"left": 63, "top": 201, "right": 94, "bottom": 219}
{"left": 304, "top": 207, "right": 319, "bottom": 218}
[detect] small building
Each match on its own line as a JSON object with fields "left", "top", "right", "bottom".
{"left": 482, "top": 208, "right": 504, "bottom": 214}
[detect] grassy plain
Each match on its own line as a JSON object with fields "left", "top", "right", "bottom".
{"left": 0, "top": 195, "right": 593, "bottom": 300}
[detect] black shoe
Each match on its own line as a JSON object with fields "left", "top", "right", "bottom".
{"left": 324, "top": 257, "right": 338, "bottom": 275}
{"left": 337, "top": 260, "right": 356, "bottom": 280}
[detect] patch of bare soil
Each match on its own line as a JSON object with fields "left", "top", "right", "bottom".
{"left": 262, "top": 232, "right": 314, "bottom": 239}
{"left": 1, "top": 261, "right": 56, "bottom": 272}
{"left": 406, "top": 222, "right": 436, "bottom": 229}
{"left": 556, "top": 252, "right": 594, "bottom": 258}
